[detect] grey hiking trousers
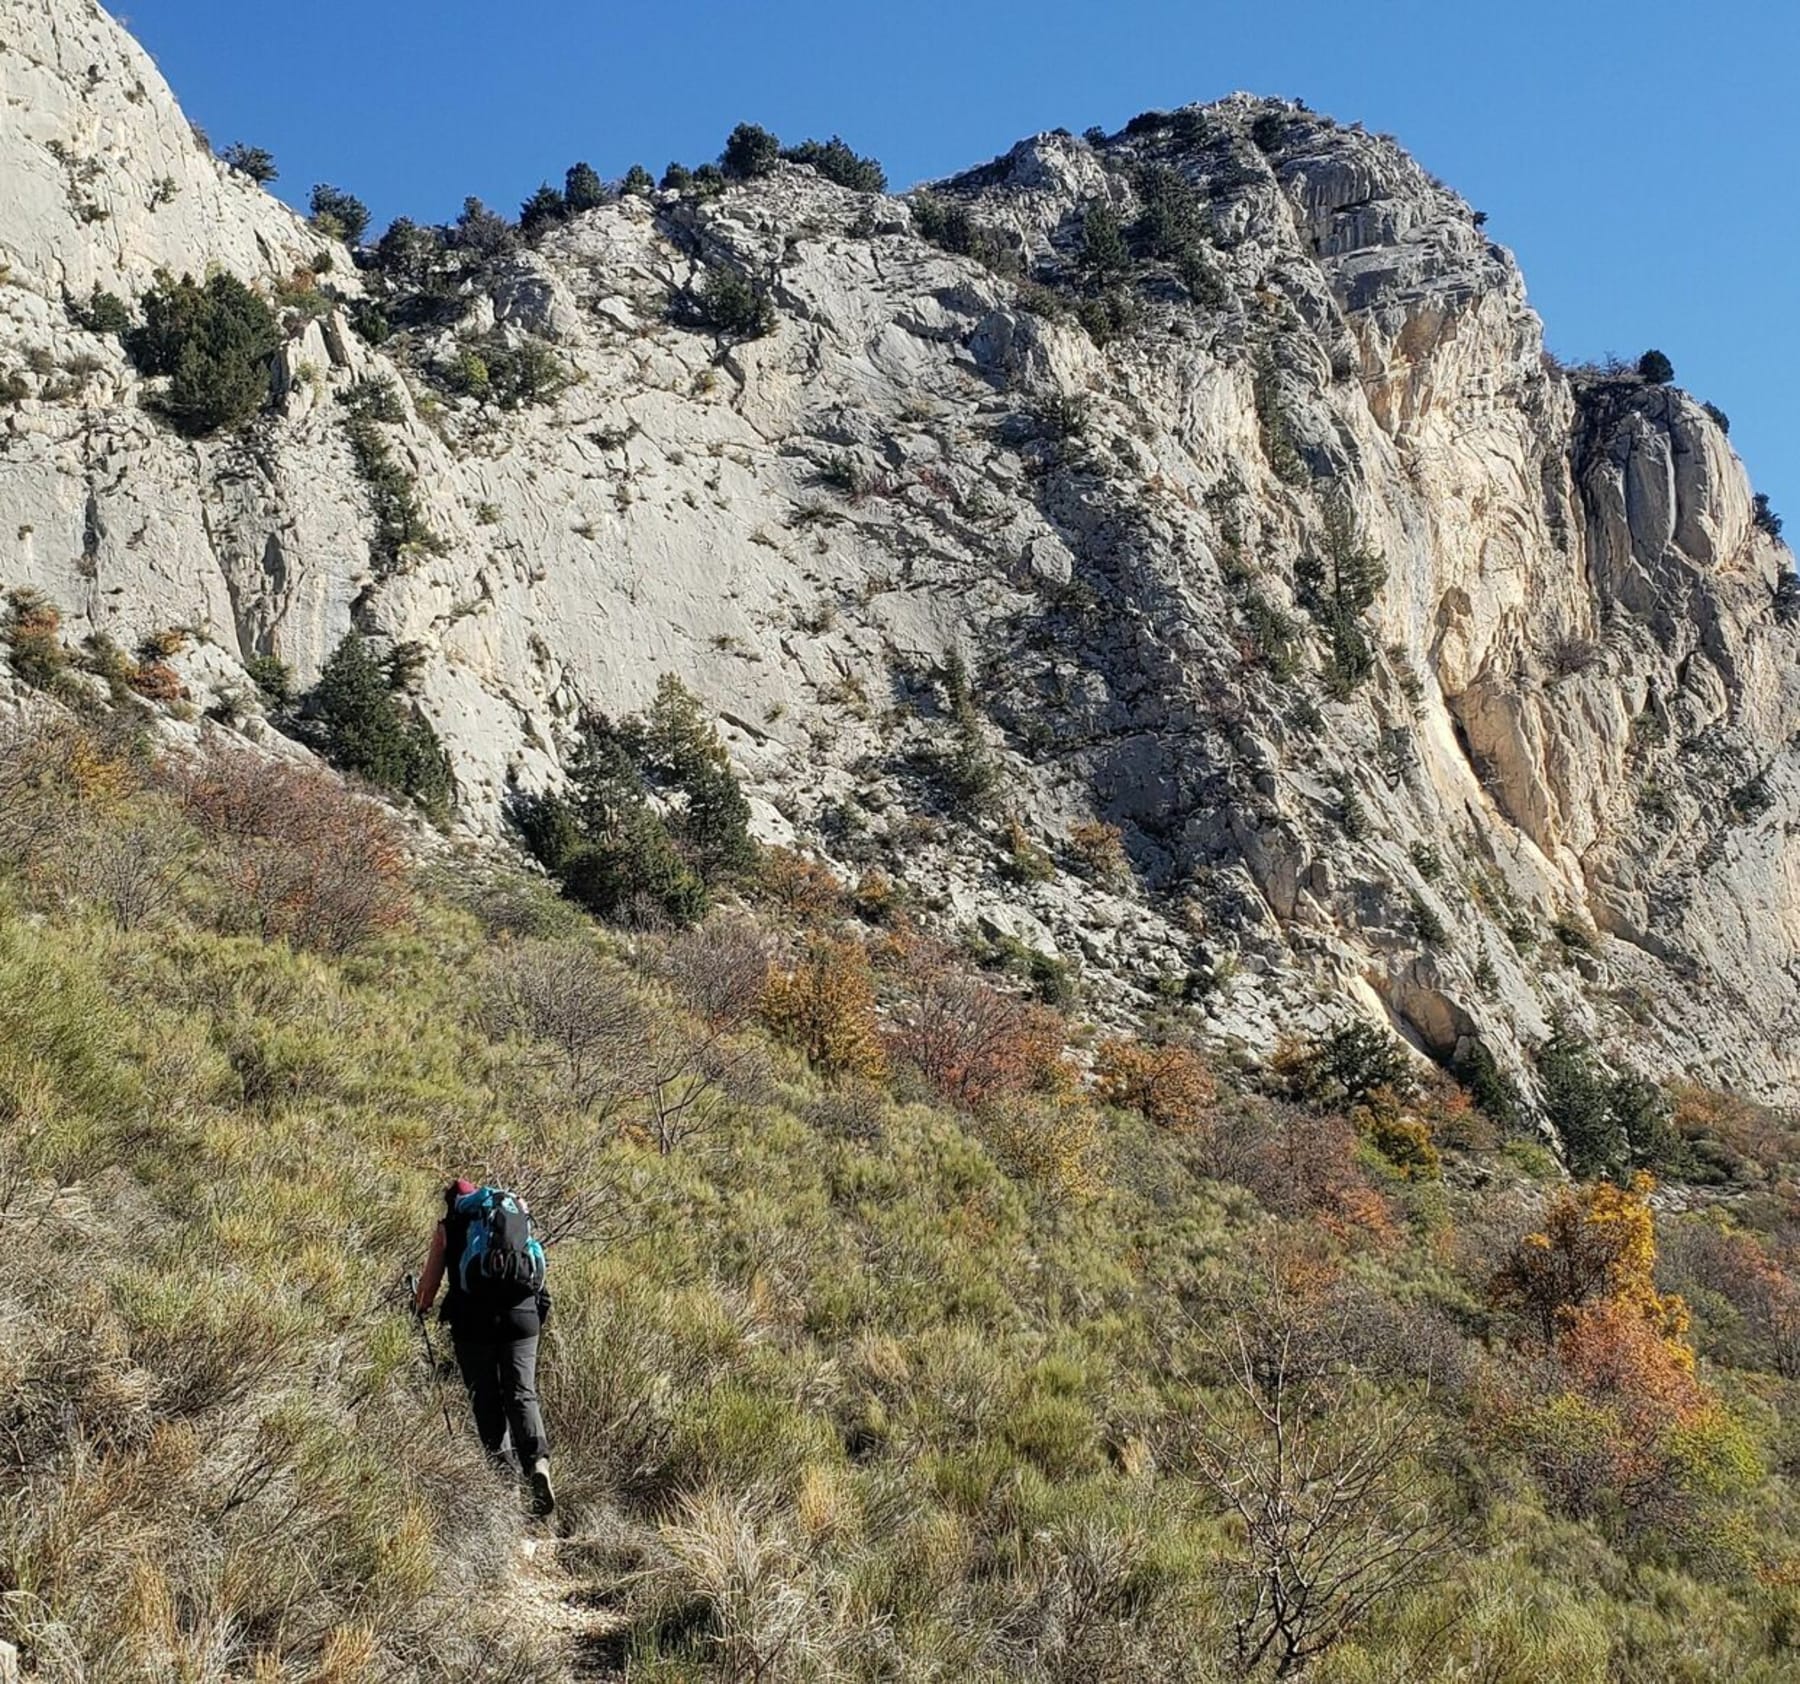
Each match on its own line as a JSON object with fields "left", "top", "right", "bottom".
{"left": 450, "top": 1317, "right": 550, "bottom": 1468}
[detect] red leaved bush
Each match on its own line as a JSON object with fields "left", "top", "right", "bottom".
{"left": 887, "top": 966, "right": 1070, "bottom": 1110}
{"left": 167, "top": 744, "right": 411, "bottom": 954}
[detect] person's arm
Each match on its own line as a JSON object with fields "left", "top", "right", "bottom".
{"left": 414, "top": 1222, "right": 447, "bottom": 1314}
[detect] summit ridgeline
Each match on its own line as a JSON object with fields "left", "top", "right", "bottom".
{"left": 2, "top": 0, "right": 1797, "bottom": 1106}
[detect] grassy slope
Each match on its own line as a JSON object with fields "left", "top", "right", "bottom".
{"left": 3, "top": 716, "right": 1800, "bottom": 1681}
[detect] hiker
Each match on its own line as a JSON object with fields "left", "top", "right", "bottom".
{"left": 414, "top": 1177, "right": 556, "bottom": 1516}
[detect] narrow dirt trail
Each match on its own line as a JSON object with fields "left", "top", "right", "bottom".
{"left": 500, "top": 1535, "right": 632, "bottom": 1679}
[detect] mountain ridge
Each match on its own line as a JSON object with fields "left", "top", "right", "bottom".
{"left": 3, "top": 0, "right": 1798, "bottom": 1110}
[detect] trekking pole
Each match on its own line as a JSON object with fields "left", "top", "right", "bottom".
{"left": 404, "top": 1272, "right": 456, "bottom": 1437}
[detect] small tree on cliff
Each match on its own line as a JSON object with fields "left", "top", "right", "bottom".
{"left": 721, "top": 123, "right": 780, "bottom": 180}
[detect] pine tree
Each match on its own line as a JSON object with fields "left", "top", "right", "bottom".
{"left": 452, "top": 197, "right": 516, "bottom": 257}
{"left": 519, "top": 183, "right": 567, "bottom": 238}
{"left": 781, "top": 136, "right": 887, "bottom": 193}
{"left": 1538, "top": 1026, "right": 1621, "bottom": 1177}
{"left": 309, "top": 632, "right": 451, "bottom": 817}
{"left": 126, "top": 272, "right": 280, "bottom": 436}
{"left": 564, "top": 162, "right": 606, "bottom": 213}
{"left": 721, "top": 122, "right": 780, "bottom": 180}
{"left": 220, "top": 142, "right": 277, "bottom": 183}
{"left": 309, "top": 184, "right": 370, "bottom": 245}
{"left": 1078, "top": 203, "right": 1129, "bottom": 277}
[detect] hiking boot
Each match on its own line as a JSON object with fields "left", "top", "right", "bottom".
{"left": 528, "top": 1457, "right": 556, "bottom": 1517}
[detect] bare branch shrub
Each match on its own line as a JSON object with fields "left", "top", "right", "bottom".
{"left": 482, "top": 938, "right": 767, "bottom": 1156}
{"left": 480, "top": 1119, "right": 643, "bottom": 1249}
{"left": 0, "top": 711, "right": 143, "bottom": 872}
{"left": 641, "top": 1010, "right": 772, "bottom": 1156}
{"left": 481, "top": 938, "right": 648, "bottom": 1119}
{"left": 803, "top": 1079, "right": 887, "bottom": 1144}
{"left": 1189, "top": 1249, "right": 1462, "bottom": 1677}
{"left": 658, "top": 914, "right": 774, "bottom": 1030}
{"left": 1547, "top": 633, "right": 1600, "bottom": 678}
{"left": 62, "top": 809, "right": 193, "bottom": 930}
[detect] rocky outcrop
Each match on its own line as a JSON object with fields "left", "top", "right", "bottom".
{"left": 3, "top": 5, "right": 1797, "bottom": 1103}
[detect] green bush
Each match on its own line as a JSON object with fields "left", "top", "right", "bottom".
{"left": 373, "top": 215, "right": 442, "bottom": 282}
{"left": 68, "top": 285, "right": 132, "bottom": 337}
{"left": 307, "top": 631, "right": 452, "bottom": 817}
{"left": 910, "top": 193, "right": 1021, "bottom": 277}
{"left": 343, "top": 412, "right": 442, "bottom": 573}
{"left": 1252, "top": 348, "right": 1307, "bottom": 486}
{"left": 244, "top": 652, "right": 292, "bottom": 707}
{"left": 565, "top": 160, "right": 607, "bottom": 212}
{"left": 628, "top": 674, "right": 759, "bottom": 882}
{"left": 2, "top": 589, "right": 71, "bottom": 689}
{"left": 125, "top": 271, "right": 280, "bottom": 436}
{"left": 620, "top": 162, "right": 655, "bottom": 197}
{"left": 444, "top": 332, "right": 566, "bottom": 408}
{"left": 308, "top": 182, "right": 370, "bottom": 245}
{"left": 1074, "top": 287, "right": 1142, "bottom": 345}
{"left": 690, "top": 266, "right": 775, "bottom": 339}
{"left": 1456, "top": 1040, "right": 1524, "bottom": 1130}
{"left": 1296, "top": 496, "right": 1386, "bottom": 696}
{"left": 721, "top": 122, "right": 780, "bottom": 180}
{"left": 1637, "top": 348, "right": 1675, "bottom": 384}
{"left": 219, "top": 141, "right": 277, "bottom": 183}
{"left": 782, "top": 136, "right": 887, "bottom": 193}
{"left": 518, "top": 182, "right": 567, "bottom": 238}
{"left": 514, "top": 677, "right": 754, "bottom": 925}
{"left": 1242, "top": 592, "right": 1301, "bottom": 678}
{"left": 1408, "top": 894, "right": 1449, "bottom": 947}
{"left": 560, "top": 807, "right": 707, "bottom": 926}
{"left": 1286, "top": 1019, "right": 1415, "bottom": 1110}
{"left": 1183, "top": 248, "right": 1230, "bottom": 306}
{"left": 1536, "top": 1023, "right": 1675, "bottom": 1177}
{"left": 1132, "top": 162, "right": 1203, "bottom": 261}
{"left": 451, "top": 195, "right": 516, "bottom": 258}
{"left": 1077, "top": 202, "right": 1130, "bottom": 277}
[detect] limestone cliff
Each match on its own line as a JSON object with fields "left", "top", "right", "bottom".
{"left": 5, "top": 0, "right": 1798, "bottom": 1104}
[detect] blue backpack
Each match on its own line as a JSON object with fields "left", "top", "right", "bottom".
{"left": 453, "top": 1186, "right": 547, "bottom": 1302}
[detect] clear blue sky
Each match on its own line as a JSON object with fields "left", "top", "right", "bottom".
{"left": 119, "top": 0, "right": 1795, "bottom": 529}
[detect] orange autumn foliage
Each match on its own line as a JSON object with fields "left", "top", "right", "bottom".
{"left": 760, "top": 937, "right": 886, "bottom": 1079}
{"left": 129, "top": 660, "right": 187, "bottom": 703}
{"left": 1556, "top": 1297, "right": 1706, "bottom": 1428}
{"left": 1095, "top": 1036, "right": 1217, "bottom": 1133}
{"left": 1490, "top": 1173, "right": 1686, "bottom": 1348}
{"left": 755, "top": 846, "right": 847, "bottom": 922}
{"left": 1482, "top": 1172, "right": 1755, "bottom": 1536}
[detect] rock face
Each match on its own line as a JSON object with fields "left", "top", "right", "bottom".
{"left": 4, "top": 4, "right": 1798, "bottom": 1103}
